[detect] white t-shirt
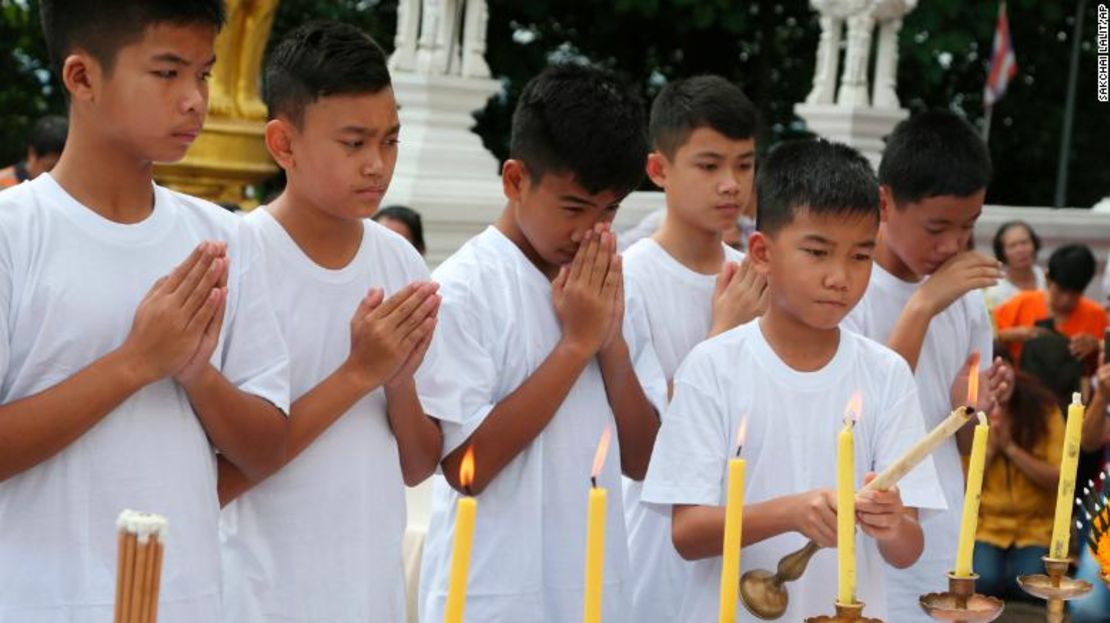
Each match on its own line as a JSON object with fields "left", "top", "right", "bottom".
{"left": 984, "top": 265, "right": 1045, "bottom": 309}
{"left": 842, "top": 263, "right": 992, "bottom": 623}
{"left": 220, "top": 210, "right": 430, "bottom": 622}
{"left": 0, "top": 174, "right": 289, "bottom": 623}
{"left": 416, "top": 226, "right": 666, "bottom": 623}
{"left": 620, "top": 238, "right": 744, "bottom": 623}
{"left": 641, "top": 321, "right": 946, "bottom": 623}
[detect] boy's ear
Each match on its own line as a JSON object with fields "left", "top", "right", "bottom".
{"left": 61, "top": 53, "right": 97, "bottom": 104}
{"left": 747, "top": 231, "right": 772, "bottom": 276}
{"left": 502, "top": 159, "right": 527, "bottom": 202}
{"left": 264, "top": 119, "right": 296, "bottom": 170}
{"left": 879, "top": 185, "right": 895, "bottom": 223}
{"left": 645, "top": 152, "right": 668, "bottom": 190}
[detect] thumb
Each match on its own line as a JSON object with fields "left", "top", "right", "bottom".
{"left": 715, "top": 261, "right": 737, "bottom": 295}
{"left": 862, "top": 471, "right": 877, "bottom": 487}
{"left": 553, "top": 265, "right": 568, "bottom": 292}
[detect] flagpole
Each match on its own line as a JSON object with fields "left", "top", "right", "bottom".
{"left": 982, "top": 105, "right": 993, "bottom": 143}
{"left": 1054, "top": 0, "right": 1087, "bottom": 208}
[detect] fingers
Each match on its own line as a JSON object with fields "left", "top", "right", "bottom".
{"left": 602, "top": 253, "right": 622, "bottom": 297}
{"left": 352, "top": 288, "right": 385, "bottom": 324}
{"left": 372, "top": 282, "right": 423, "bottom": 319}
{"left": 587, "top": 231, "right": 611, "bottom": 288}
{"left": 715, "top": 262, "right": 738, "bottom": 297}
{"left": 162, "top": 243, "right": 208, "bottom": 294}
{"left": 182, "top": 257, "right": 226, "bottom": 317}
{"left": 382, "top": 283, "right": 437, "bottom": 329}
{"left": 396, "top": 291, "right": 441, "bottom": 339}
{"left": 569, "top": 229, "right": 594, "bottom": 283}
{"left": 172, "top": 245, "right": 220, "bottom": 304}
{"left": 185, "top": 287, "right": 225, "bottom": 336}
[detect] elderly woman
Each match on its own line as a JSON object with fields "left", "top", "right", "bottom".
{"left": 985, "top": 220, "right": 1045, "bottom": 309}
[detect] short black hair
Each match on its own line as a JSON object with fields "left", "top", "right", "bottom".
{"left": 649, "top": 75, "right": 756, "bottom": 158}
{"left": 1046, "top": 244, "right": 1096, "bottom": 293}
{"left": 756, "top": 139, "right": 879, "bottom": 236}
{"left": 372, "top": 205, "right": 426, "bottom": 254}
{"left": 878, "top": 110, "right": 992, "bottom": 205}
{"left": 27, "top": 115, "right": 68, "bottom": 157}
{"left": 510, "top": 64, "right": 647, "bottom": 196}
{"left": 264, "top": 21, "right": 391, "bottom": 127}
{"left": 39, "top": 0, "right": 225, "bottom": 76}
{"left": 992, "top": 220, "right": 1042, "bottom": 264}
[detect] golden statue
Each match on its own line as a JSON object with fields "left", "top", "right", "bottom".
{"left": 155, "top": 0, "right": 281, "bottom": 206}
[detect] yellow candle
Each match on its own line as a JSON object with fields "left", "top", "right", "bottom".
{"left": 1050, "top": 393, "right": 1085, "bottom": 559}
{"left": 583, "top": 428, "right": 612, "bottom": 623}
{"left": 718, "top": 418, "right": 748, "bottom": 623}
{"left": 837, "top": 393, "right": 861, "bottom": 605}
{"left": 954, "top": 412, "right": 989, "bottom": 577}
{"left": 444, "top": 448, "right": 477, "bottom": 623}
{"left": 584, "top": 486, "right": 607, "bottom": 623}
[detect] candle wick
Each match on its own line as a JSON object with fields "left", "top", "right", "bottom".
{"left": 735, "top": 444, "right": 743, "bottom": 458}
{"left": 464, "top": 486, "right": 473, "bottom": 497}
{"left": 591, "top": 476, "right": 597, "bottom": 488}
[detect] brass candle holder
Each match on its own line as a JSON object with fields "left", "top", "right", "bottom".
{"left": 1016, "top": 556, "right": 1092, "bottom": 623}
{"left": 919, "top": 572, "right": 1004, "bottom": 622}
{"left": 804, "top": 601, "right": 883, "bottom": 622}
{"left": 740, "top": 541, "right": 821, "bottom": 619}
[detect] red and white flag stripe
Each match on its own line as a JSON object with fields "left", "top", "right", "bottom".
{"left": 985, "top": 1, "right": 1018, "bottom": 107}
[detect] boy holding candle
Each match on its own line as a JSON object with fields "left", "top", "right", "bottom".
{"left": 642, "top": 139, "right": 946, "bottom": 622}
{"left": 840, "top": 111, "right": 1011, "bottom": 621}
{"left": 0, "top": 2, "right": 291, "bottom": 621}
{"left": 623, "top": 74, "right": 766, "bottom": 623}
{"left": 217, "top": 22, "right": 443, "bottom": 623}
{"left": 416, "top": 64, "right": 668, "bottom": 623}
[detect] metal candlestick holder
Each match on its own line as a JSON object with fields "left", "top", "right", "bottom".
{"left": 919, "top": 572, "right": 1005, "bottom": 622}
{"left": 741, "top": 541, "right": 821, "bottom": 619}
{"left": 804, "top": 601, "right": 883, "bottom": 623}
{"left": 1016, "top": 556, "right": 1092, "bottom": 623}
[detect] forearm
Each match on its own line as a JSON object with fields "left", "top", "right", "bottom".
{"left": 1081, "top": 389, "right": 1108, "bottom": 452}
{"left": 996, "top": 328, "right": 1025, "bottom": 344}
{"left": 0, "top": 346, "right": 150, "bottom": 481}
{"left": 216, "top": 454, "right": 253, "bottom": 507}
{"left": 672, "top": 497, "right": 798, "bottom": 561}
{"left": 886, "top": 295, "right": 935, "bottom": 372}
{"left": 598, "top": 337, "right": 659, "bottom": 481}
{"left": 385, "top": 378, "right": 443, "bottom": 486}
{"left": 183, "top": 365, "right": 287, "bottom": 481}
{"left": 1003, "top": 444, "right": 1060, "bottom": 491}
{"left": 441, "top": 340, "right": 592, "bottom": 494}
{"left": 876, "top": 509, "right": 923, "bottom": 568}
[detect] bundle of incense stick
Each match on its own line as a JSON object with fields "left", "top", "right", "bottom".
{"left": 113, "top": 510, "right": 167, "bottom": 623}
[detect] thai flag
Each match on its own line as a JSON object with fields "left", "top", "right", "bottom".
{"left": 984, "top": 1, "right": 1018, "bottom": 107}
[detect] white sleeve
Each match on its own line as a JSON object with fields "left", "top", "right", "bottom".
{"left": 624, "top": 277, "right": 668, "bottom": 415}
{"left": 641, "top": 353, "right": 729, "bottom": 507}
{"left": 217, "top": 222, "right": 291, "bottom": 414}
{"left": 873, "top": 358, "right": 947, "bottom": 513}
{"left": 416, "top": 280, "right": 498, "bottom": 456}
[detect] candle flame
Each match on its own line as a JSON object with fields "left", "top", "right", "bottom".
{"left": 459, "top": 446, "right": 475, "bottom": 489}
{"left": 966, "top": 351, "right": 980, "bottom": 408}
{"left": 843, "top": 391, "right": 862, "bottom": 426}
{"left": 735, "top": 416, "right": 749, "bottom": 456}
{"left": 591, "top": 427, "right": 612, "bottom": 480}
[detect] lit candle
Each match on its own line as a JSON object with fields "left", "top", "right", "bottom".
{"left": 583, "top": 428, "right": 612, "bottom": 623}
{"left": 954, "top": 411, "right": 989, "bottom": 577}
{"left": 1050, "top": 393, "right": 1085, "bottom": 559}
{"left": 838, "top": 393, "right": 861, "bottom": 605}
{"left": 444, "top": 447, "right": 477, "bottom": 623}
{"left": 718, "top": 417, "right": 748, "bottom": 623}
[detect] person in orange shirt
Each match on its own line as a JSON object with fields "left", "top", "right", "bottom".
{"left": 995, "top": 244, "right": 1107, "bottom": 366}
{"left": 0, "top": 115, "right": 68, "bottom": 190}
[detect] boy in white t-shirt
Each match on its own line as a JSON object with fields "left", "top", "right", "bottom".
{"left": 0, "top": 3, "right": 290, "bottom": 622}
{"left": 623, "top": 75, "right": 767, "bottom": 623}
{"left": 416, "top": 64, "right": 667, "bottom": 623}
{"left": 216, "top": 23, "right": 443, "bottom": 623}
{"left": 841, "top": 111, "right": 1011, "bottom": 622}
{"left": 642, "top": 139, "right": 946, "bottom": 622}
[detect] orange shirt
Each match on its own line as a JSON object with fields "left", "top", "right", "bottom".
{"left": 994, "top": 290, "right": 1108, "bottom": 362}
{"left": 0, "top": 166, "right": 19, "bottom": 190}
